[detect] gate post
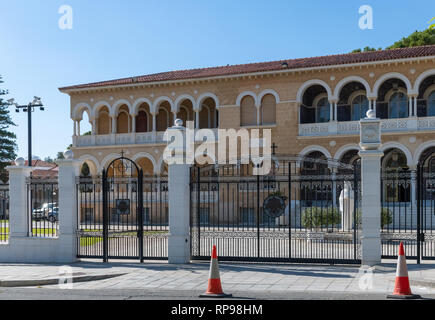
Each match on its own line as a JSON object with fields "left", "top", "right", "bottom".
{"left": 167, "top": 119, "right": 191, "bottom": 264}
{"left": 7, "top": 158, "right": 34, "bottom": 238}
{"left": 56, "top": 150, "right": 81, "bottom": 262}
{"left": 359, "top": 110, "right": 383, "bottom": 266}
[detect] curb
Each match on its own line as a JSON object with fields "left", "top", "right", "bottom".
{"left": 410, "top": 279, "right": 435, "bottom": 289}
{"left": 0, "top": 273, "right": 127, "bottom": 288}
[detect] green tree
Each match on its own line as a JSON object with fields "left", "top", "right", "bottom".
{"left": 352, "top": 27, "right": 435, "bottom": 53}
{"left": 430, "top": 17, "right": 435, "bottom": 30}
{"left": 56, "top": 151, "right": 65, "bottom": 160}
{"left": 351, "top": 46, "right": 381, "bottom": 53}
{"left": 0, "top": 76, "right": 17, "bottom": 183}
{"left": 387, "top": 28, "right": 435, "bottom": 49}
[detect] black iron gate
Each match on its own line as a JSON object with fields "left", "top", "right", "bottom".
{"left": 77, "top": 156, "right": 168, "bottom": 262}
{"left": 380, "top": 157, "right": 435, "bottom": 262}
{"left": 418, "top": 160, "right": 435, "bottom": 261}
{"left": 190, "top": 156, "right": 361, "bottom": 264}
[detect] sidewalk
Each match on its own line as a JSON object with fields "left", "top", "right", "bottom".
{"left": 0, "top": 260, "right": 434, "bottom": 296}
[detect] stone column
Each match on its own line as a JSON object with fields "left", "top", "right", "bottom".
{"left": 359, "top": 110, "right": 383, "bottom": 266}
{"left": 195, "top": 110, "right": 200, "bottom": 130}
{"left": 77, "top": 120, "right": 81, "bottom": 136}
{"left": 7, "top": 158, "right": 34, "bottom": 238}
{"left": 56, "top": 150, "right": 81, "bottom": 263}
{"left": 167, "top": 119, "right": 191, "bottom": 264}
{"left": 91, "top": 118, "right": 96, "bottom": 135}
{"left": 73, "top": 120, "right": 77, "bottom": 136}
{"left": 152, "top": 113, "right": 157, "bottom": 132}
{"left": 111, "top": 115, "right": 116, "bottom": 134}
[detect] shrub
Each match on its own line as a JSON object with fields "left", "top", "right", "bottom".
{"left": 301, "top": 207, "right": 341, "bottom": 229}
{"left": 355, "top": 208, "right": 393, "bottom": 229}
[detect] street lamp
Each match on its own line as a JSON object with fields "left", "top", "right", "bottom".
{"left": 7, "top": 97, "right": 45, "bottom": 167}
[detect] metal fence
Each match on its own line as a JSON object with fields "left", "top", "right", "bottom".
{"left": 380, "top": 169, "right": 417, "bottom": 259}
{"left": 0, "top": 184, "right": 9, "bottom": 242}
{"left": 28, "top": 177, "right": 59, "bottom": 238}
{"left": 190, "top": 157, "right": 361, "bottom": 264}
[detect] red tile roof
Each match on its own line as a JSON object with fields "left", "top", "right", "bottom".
{"left": 59, "top": 45, "right": 435, "bottom": 91}
{"left": 12, "top": 160, "right": 59, "bottom": 178}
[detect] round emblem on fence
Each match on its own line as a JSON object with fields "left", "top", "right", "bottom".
{"left": 263, "top": 194, "right": 286, "bottom": 218}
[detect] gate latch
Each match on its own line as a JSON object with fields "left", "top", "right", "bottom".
{"left": 418, "top": 233, "right": 426, "bottom": 242}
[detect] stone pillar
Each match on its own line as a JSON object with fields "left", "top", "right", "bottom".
{"left": 195, "top": 110, "right": 200, "bottom": 130}
{"left": 152, "top": 113, "right": 157, "bottom": 132}
{"left": 359, "top": 110, "right": 383, "bottom": 266}
{"left": 56, "top": 150, "right": 81, "bottom": 263}
{"left": 91, "top": 118, "right": 96, "bottom": 135}
{"left": 7, "top": 158, "right": 34, "bottom": 238}
{"left": 73, "top": 120, "right": 77, "bottom": 136}
{"left": 111, "top": 115, "right": 116, "bottom": 134}
{"left": 77, "top": 120, "right": 81, "bottom": 136}
{"left": 167, "top": 119, "right": 191, "bottom": 264}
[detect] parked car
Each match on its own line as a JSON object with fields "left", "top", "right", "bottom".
{"left": 32, "top": 203, "right": 57, "bottom": 221}
{"left": 47, "top": 207, "right": 59, "bottom": 223}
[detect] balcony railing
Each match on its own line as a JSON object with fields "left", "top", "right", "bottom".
{"left": 74, "top": 132, "right": 166, "bottom": 147}
{"left": 299, "top": 116, "right": 435, "bottom": 137}
{"left": 74, "top": 129, "right": 220, "bottom": 148}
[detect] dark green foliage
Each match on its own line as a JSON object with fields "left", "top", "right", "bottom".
{"left": 0, "top": 76, "right": 17, "bottom": 183}
{"left": 352, "top": 28, "right": 435, "bottom": 53}
{"left": 351, "top": 47, "right": 381, "bottom": 53}
{"left": 387, "top": 28, "right": 435, "bottom": 49}
{"left": 355, "top": 208, "right": 393, "bottom": 229}
{"left": 301, "top": 207, "right": 341, "bottom": 229}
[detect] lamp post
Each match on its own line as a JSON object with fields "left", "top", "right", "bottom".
{"left": 7, "top": 97, "right": 45, "bottom": 167}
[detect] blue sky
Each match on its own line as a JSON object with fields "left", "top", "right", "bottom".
{"left": 0, "top": 0, "right": 434, "bottom": 159}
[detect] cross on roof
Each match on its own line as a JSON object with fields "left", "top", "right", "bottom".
{"left": 272, "top": 143, "right": 278, "bottom": 156}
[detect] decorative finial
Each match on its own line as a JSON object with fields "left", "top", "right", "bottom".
{"left": 15, "top": 157, "right": 25, "bottom": 166}
{"left": 63, "top": 150, "right": 74, "bottom": 160}
{"left": 366, "top": 109, "right": 376, "bottom": 119}
{"left": 174, "top": 119, "right": 183, "bottom": 127}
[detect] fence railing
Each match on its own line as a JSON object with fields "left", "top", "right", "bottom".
{"left": 27, "top": 177, "right": 59, "bottom": 238}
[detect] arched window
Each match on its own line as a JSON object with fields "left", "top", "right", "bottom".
{"left": 428, "top": 91, "right": 435, "bottom": 117}
{"left": 97, "top": 109, "right": 111, "bottom": 135}
{"left": 351, "top": 95, "right": 369, "bottom": 121}
{"left": 117, "top": 111, "right": 129, "bottom": 134}
{"left": 156, "top": 108, "right": 169, "bottom": 132}
{"left": 240, "top": 96, "right": 257, "bottom": 126}
{"left": 136, "top": 110, "right": 148, "bottom": 133}
{"left": 316, "top": 97, "right": 330, "bottom": 123}
{"left": 389, "top": 92, "right": 408, "bottom": 119}
{"left": 260, "top": 94, "right": 276, "bottom": 125}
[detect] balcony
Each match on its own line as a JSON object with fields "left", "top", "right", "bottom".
{"left": 74, "top": 132, "right": 166, "bottom": 147}
{"left": 299, "top": 117, "right": 435, "bottom": 137}
{"left": 73, "top": 128, "right": 220, "bottom": 148}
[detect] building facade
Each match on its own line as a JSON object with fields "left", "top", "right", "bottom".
{"left": 59, "top": 46, "right": 435, "bottom": 182}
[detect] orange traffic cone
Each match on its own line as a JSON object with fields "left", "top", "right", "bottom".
{"left": 387, "top": 242, "right": 421, "bottom": 299}
{"left": 199, "top": 245, "right": 232, "bottom": 298}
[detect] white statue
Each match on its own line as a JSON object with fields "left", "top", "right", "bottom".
{"left": 339, "top": 181, "right": 354, "bottom": 231}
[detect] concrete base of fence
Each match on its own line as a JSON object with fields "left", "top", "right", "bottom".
{"left": 0, "top": 236, "right": 78, "bottom": 264}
